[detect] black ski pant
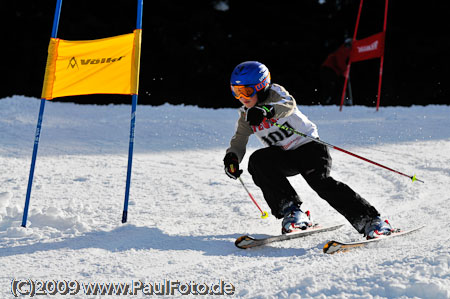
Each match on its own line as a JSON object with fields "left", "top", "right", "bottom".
{"left": 247, "top": 141, "right": 379, "bottom": 233}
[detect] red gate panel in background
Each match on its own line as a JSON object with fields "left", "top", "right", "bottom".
{"left": 340, "top": 0, "right": 389, "bottom": 111}
{"left": 351, "top": 32, "right": 385, "bottom": 63}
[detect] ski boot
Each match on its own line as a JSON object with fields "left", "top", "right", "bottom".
{"left": 281, "top": 205, "right": 313, "bottom": 234}
{"left": 364, "top": 217, "right": 394, "bottom": 239}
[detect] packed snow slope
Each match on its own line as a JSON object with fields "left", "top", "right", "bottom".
{"left": 1, "top": 96, "right": 449, "bottom": 298}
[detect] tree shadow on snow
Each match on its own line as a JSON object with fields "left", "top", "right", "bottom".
{"left": 0, "top": 225, "right": 310, "bottom": 258}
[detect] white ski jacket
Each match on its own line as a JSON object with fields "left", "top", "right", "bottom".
{"left": 226, "top": 83, "right": 319, "bottom": 162}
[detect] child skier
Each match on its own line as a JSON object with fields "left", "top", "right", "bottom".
{"left": 223, "top": 61, "right": 393, "bottom": 239}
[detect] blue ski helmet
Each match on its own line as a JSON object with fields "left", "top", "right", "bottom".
{"left": 230, "top": 61, "right": 271, "bottom": 100}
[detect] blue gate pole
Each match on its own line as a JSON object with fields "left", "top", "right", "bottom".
{"left": 21, "top": 0, "right": 63, "bottom": 227}
{"left": 122, "top": 0, "right": 143, "bottom": 223}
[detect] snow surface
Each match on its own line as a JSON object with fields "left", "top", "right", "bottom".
{"left": 0, "top": 95, "right": 449, "bottom": 298}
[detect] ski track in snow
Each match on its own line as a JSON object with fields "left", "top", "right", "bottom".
{"left": 0, "top": 96, "right": 449, "bottom": 298}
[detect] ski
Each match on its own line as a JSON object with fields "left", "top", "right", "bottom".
{"left": 323, "top": 225, "right": 425, "bottom": 254}
{"left": 235, "top": 223, "right": 345, "bottom": 249}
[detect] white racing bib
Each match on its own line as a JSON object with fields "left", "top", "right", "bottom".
{"left": 251, "top": 107, "right": 319, "bottom": 150}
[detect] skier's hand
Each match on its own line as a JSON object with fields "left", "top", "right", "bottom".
{"left": 223, "top": 152, "right": 242, "bottom": 180}
{"left": 245, "top": 105, "right": 275, "bottom": 126}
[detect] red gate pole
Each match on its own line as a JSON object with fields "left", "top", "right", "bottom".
{"left": 376, "top": 0, "right": 389, "bottom": 111}
{"left": 340, "top": 0, "right": 364, "bottom": 111}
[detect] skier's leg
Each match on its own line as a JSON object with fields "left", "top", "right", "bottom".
{"left": 297, "top": 142, "right": 380, "bottom": 233}
{"left": 248, "top": 147, "right": 302, "bottom": 219}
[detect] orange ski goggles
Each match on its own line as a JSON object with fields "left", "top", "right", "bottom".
{"left": 230, "top": 85, "right": 257, "bottom": 100}
{"left": 231, "top": 74, "right": 271, "bottom": 100}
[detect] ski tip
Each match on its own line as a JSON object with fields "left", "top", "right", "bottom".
{"left": 235, "top": 235, "right": 255, "bottom": 249}
{"left": 323, "top": 240, "right": 340, "bottom": 254}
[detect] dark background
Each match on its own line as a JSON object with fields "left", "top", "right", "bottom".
{"left": 2, "top": 0, "right": 449, "bottom": 108}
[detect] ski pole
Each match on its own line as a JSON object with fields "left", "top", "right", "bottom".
{"left": 238, "top": 177, "right": 269, "bottom": 219}
{"left": 264, "top": 117, "right": 424, "bottom": 183}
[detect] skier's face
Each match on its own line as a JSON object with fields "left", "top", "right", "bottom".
{"left": 239, "top": 94, "right": 258, "bottom": 108}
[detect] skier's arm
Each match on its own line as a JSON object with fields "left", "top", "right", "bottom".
{"left": 226, "top": 111, "right": 253, "bottom": 163}
{"left": 262, "top": 84, "right": 297, "bottom": 119}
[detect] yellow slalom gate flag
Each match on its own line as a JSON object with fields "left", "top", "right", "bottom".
{"left": 42, "top": 29, "right": 142, "bottom": 100}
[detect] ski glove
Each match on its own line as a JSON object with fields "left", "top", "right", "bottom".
{"left": 223, "top": 152, "right": 243, "bottom": 180}
{"left": 245, "top": 105, "right": 275, "bottom": 126}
